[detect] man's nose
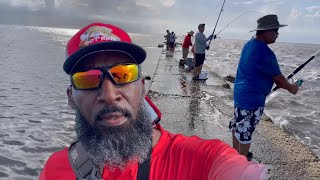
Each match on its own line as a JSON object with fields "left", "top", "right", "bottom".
{"left": 96, "top": 77, "right": 121, "bottom": 104}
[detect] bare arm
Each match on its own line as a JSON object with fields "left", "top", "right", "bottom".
{"left": 272, "top": 74, "right": 299, "bottom": 94}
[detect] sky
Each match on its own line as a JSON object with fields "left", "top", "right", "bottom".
{"left": 0, "top": 0, "right": 319, "bottom": 44}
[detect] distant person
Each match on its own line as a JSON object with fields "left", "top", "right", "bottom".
{"left": 230, "top": 14, "right": 300, "bottom": 161}
{"left": 181, "top": 30, "right": 194, "bottom": 63}
{"left": 169, "top": 31, "right": 176, "bottom": 51}
{"left": 193, "top": 24, "right": 216, "bottom": 80}
{"left": 164, "top": 30, "right": 170, "bottom": 50}
{"left": 39, "top": 22, "right": 265, "bottom": 179}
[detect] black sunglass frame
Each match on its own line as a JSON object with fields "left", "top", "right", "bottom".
{"left": 270, "top": 28, "right": 279, "bottom": 33}
{"left": 70, "top": 63, "right": 141, "bottom": 90}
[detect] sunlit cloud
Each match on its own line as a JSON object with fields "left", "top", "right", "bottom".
{"left": 160, "top": 0, "right": 176, "bottom": 7}
{"left": 305, "top": 6, "right": 320, "bottom": 12}
{"left": 233, "top": 0, "right": 257, "bottom": 5}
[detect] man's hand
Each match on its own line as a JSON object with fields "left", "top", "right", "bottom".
{"left": 208, "top": 34, "right": 213, "bottom": 40}
{"left": 272, "top": 74, "right": 299, "bottom": 94}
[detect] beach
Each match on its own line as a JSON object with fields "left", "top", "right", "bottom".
{"left": 0, "top": 24, "right": 319, "bottom": 179}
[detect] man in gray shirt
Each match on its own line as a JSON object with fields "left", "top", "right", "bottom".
{"left": 193, "top": 24, "right": 214, "bottom": 80}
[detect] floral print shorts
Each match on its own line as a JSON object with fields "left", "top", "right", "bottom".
{"left": 229, "top": 106, "right": 264, "bottom": 144}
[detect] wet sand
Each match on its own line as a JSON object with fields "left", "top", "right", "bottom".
{"left": 147, "top": 49, "right": 320, "bottom": 180}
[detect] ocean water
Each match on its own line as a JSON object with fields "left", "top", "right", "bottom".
{"left": 0, "top": 24, "right": 319, "bottom": 179}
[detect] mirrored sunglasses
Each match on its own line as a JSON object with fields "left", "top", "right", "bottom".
{"left": 71, "top": 63, "right": 140, "bottom": 90}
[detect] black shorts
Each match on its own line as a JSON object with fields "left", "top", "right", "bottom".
{"left": 194, "top": 53, "right": 205, "bottom": 67}
{"left": 169, "top": 42, "right": 174, "bottom": 48}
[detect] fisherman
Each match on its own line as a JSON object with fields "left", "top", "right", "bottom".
{"left": 181, "top": 30, "right": 194, "bottom": 63}
{"left": 229, "top": 14, "right": 300, "bottom": 161}
{"left": 169, "top": 31, "right": 176, "bottom": 51}
{"left": 193, "top": 24, "right": 215, "bottom": 80}
{"left": 39, "top": 22, "right": 265, "bottom": 179}
{"left": 164, "top": 30, "right": 170, "bottom": 50}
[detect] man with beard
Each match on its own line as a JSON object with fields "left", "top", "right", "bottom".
{"left": 40, "top": 22, "right": 265, "bottom": 180}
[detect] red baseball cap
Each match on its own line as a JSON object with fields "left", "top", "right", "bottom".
{"left": 63, "top": 22, "right": 147, "bottom": 74}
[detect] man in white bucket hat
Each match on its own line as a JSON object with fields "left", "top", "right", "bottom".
{"left": 229, "top": 14, "right": 300, "bottom": 161}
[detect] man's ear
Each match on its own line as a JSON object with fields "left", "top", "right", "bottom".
{"left": 141, "top": 78, "right": 146, "bottom": 97}
{"left": 67, "top": 85, "right": 76, "bottom": 109}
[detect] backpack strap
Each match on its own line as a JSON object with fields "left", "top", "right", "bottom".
{"left": 137, "top": 149, "right": 151, "bottom": 180}
{"left": 68, "top": 140, "right": 152, "bottom": 180}
{"left": 68, "top": 140, "right": 103, "bottom": 180}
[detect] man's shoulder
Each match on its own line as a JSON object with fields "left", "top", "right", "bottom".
{"left": 195, "top": 32, "right": 202, "bottom": 37}
{"left": 40, "top": 148, "right": 75, "bottom": 179}
{"left": 45, "top": 148, "right": 70, "bottom": 168}
{"left": 165, "top": 131, "right": 234, "bottom": 156}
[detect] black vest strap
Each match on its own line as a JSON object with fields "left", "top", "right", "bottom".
{"left": 137, "top": 149, "right": 151, "bottom": 180}
{"left": 68, "top": 140, "right": 151, "bottom": 180}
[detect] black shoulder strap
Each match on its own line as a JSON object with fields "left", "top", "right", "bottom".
{"left": 68, "top": 140, "right": 102, "bottom": 180}
{"left": 68, "top": 141, "right": 151, "bottom": 180}
{"left": 137, "top": 149, "right": 151, "bottom": 180}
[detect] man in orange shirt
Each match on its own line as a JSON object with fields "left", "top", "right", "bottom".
{"left": 40, "top": 22, "right": 265, "bottom": 180}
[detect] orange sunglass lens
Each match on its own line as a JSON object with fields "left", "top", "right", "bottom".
{"left": 72, "top": 70, "right": 102, "bottom": 89}
{"left": 110, "top": 64, "right": 139, "bottom": 84}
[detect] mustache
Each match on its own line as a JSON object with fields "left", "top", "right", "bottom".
{"left": 95, "top": 105, "right": 132, "bottom": 122}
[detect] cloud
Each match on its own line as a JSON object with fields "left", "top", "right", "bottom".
{"left": 305, "top": 6, "right": 320, "bottom": 12}
{"left": 288, "top": 8, "right": 302, "bottom": 20}
{"left": 233, "top": 0, "right": 257, "bottom": 5}
{"left": 0, "top": 0, "right": 45, "bottom": 10}
{"left": 160, "top": 0, "right": 176, "bottom": 7}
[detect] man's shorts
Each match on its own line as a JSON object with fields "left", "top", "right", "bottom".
{"left": 182, "top": 48, "right": 189, "bottom": 60}
{"left": 194, "top": 53, "right": 205, "bottom": 67}
{"left": 229, "top": 106, "right": 264, "bottom": 144}
{"left": 169, "top": 42, "right": 174, "bottom": 49}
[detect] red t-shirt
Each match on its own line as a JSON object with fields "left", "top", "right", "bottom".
{"left": 39, "top": 125, "right": 264, "bottom": 180}
{"left": 182, "top": 34, "right": 192, "bottom": 48}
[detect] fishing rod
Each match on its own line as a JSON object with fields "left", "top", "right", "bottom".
{"left": 272, "top": 49, "right": 320, "bottom": 92}
{"left": 216, "top": 11, "right": 264, "bottom": 36}
{"left": 202, "top": 15, "right": 208, "bottom": 23}
{"left": 207, "top": 0, "right": 226, "bottom": 47}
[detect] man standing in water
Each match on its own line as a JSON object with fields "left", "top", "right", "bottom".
{"left": 40, "top": 22, "right": 265, "bottom": 179}
{"left": 193, "top": 24, "right": 214, "bottom": 80}
{"left": 229, "top": 14, "right": 299, "bottom": 160}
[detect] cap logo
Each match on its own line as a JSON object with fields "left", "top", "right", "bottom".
{"left": 79, "top": 26, "right": 120, "bottom": 48}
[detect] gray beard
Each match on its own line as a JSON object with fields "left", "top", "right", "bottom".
{"left": 74, "top": 102, "right": 153, "bottom": 170}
